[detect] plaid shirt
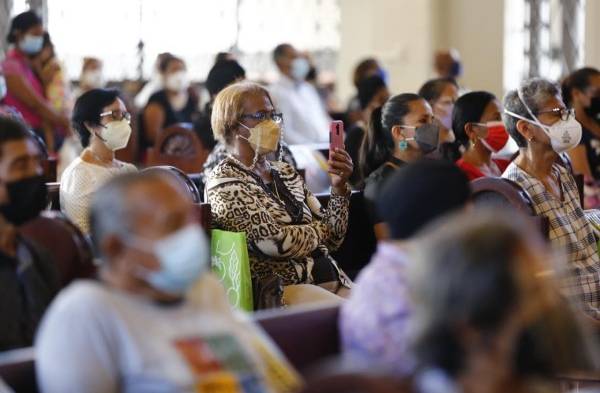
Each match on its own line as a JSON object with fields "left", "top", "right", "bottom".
{"left": 504, "top": 162, "right": 600, "bottom": 319}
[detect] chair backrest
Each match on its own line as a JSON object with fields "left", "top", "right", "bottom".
{"left": 0, "top": 348, "right": 36, "bottom": 393}
{"left": 255, "top": 304, "right": 341, "bottom": 374}
{"left": 316, "top": 191, "right": 377, "bottom": 280}
{"left": 193, "top": 203, "right": 212, "bottom": 235}
{"left": 470, "top": 177, "right": 549, "bottom": 238}
{"left": 142, "top": 165, "right": 202, "bottom": 203}
{"left": 42, "top": 157, "right": 57, "bottom": 182}
{"left": 146, "top": 123, "right": 208, "bottom": 173}
{"left": 19, "top": 211, "right": 96, "bottom": 288}
{"left": 46, "top": 182, "right": 60, "bottom": 211}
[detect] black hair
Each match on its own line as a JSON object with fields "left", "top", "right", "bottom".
{"left": 205, "top": 59, "right": 246, "bottom": 97}
{"left": 561, "top": 67, "right": 600, "bottom": 107}
{"left": 376, "top": 159, "right": 470, "bottom": 240}
{"left": 273, "top": 43, "right": 293, "bottom": 63}
{"left": 418, "top": 77, "right": 458, "bottom": 103}
{"left": 357, "top": 75, "right": 387, "bottom": 110}
{"left": 359, "top": 93, "right": 422, "bottom": 178}
{"left": 158, "top": 54, "right": 184, "bottom": 74}
{"left": 7, "top": 11, "right": 42, "bottom": 44}
{"left": 0, "top": 117, "right": 35, "bottom": 158}
{"left": 72, "top": 88, "right": 121, "bottom": 147}
{"left": 353, "top": 58, "right": 379, "bottom": 87}
{"left": 452, "top": 91, "right": 496, "bottom": 148}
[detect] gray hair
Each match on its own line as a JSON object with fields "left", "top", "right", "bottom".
{"left": 89, "top": 171, "right": 164, "bottom": 258}
{"left": 503, "top": 78, "right": 561, "bottom": 147}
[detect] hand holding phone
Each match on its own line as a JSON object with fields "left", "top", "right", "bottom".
{"left": 329, "top": 120, "right": 345, "bottom": 152}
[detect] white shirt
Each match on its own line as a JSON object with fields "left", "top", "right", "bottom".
{"left": 269, "top": 74, "right": 331, "bottom": 145}
{"left": 35, "top": 275, "right": 300, "bottom": 393}
{"left": 60, "top": 158, "right": 137, "bottom": 233}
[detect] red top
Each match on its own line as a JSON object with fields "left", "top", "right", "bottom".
{"left": 456, "top": 158, "right": 510, "bottom": 181}
{"left": 1, "top": 49, "right": 45, "bottom": 129}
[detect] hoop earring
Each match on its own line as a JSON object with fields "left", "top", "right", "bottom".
{"left": 399, "top": 140, "right": 408, "bottom": 151}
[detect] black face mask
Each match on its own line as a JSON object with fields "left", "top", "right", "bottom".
{"left": 0, "top": 175, "right": 47, "bottom": 225}
{"left": 585, "top": 96, "right": 600, "bottom": 125}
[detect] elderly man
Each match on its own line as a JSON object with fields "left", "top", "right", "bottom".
{"left": 269, "top": 43, "right": 331, "bottom": 145}
{"left": 36, "top": 171, "right": 300, "bottom": 393}
{"left": 0, "top": 117, "right": 58, "bottom": 350}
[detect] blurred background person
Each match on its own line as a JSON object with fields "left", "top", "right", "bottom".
{"left": 140, "top": 54, "right": 199, "bottom": 151}
{"left": 2, "top": 11, "right": 70, "bottom": 143}
{"left": 453, "top": 91, "right": 510, "bottom": 180}
{"left": 433, "top": 48, "right": 463, "bottom": 80}
{"left": 418, "top": 77, "right": 460, "bottom": 161}
{"left": 346, "top": 58, "right": 386, "bottom": 128}
{"left": 561, "top": 67, "right": 600, "bottom": 208}
{"left": 74, "top": 57, "right": 105, "bottom": 98}
{"left": 270, "top": 43, "right": 331, "bottom": 145}
{"left": 345, "top": 75, "right": 390, "bottom": 187}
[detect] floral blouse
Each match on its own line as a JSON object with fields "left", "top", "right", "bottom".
{"left": 206, "top": 157, "right": 351, "bottom": 287}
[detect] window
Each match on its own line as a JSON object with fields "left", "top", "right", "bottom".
{"left": 35, "top": 0, "right": 340, "bottom": 81}
{"left": 503, "top": 0, "right": 586, "bottom": 92}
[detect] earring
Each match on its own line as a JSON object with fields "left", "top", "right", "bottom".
{"left": 399, "top": 140, "right": 408, "bottom": 151}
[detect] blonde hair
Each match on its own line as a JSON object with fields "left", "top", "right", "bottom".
{"left": 211, "top": 81, "right": 273, "bottom": 144}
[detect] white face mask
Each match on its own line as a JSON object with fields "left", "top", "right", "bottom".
{"left": 504, "top": 89, "right": 582, "bottom": 154}
{"left": 96, "top": 119, "right": 132, "bottom": 151}
{"left": 19, "top": 34, "right": 43, "bottom": 55}
{"left": 165, "top": 71, "right": 189, "bottom": 92}
{"left": 81, "top": 70, "right": 104, "bottom": 89}
{"left": 290, "top": 57, "right": 310, "bottom": 81}
{"left": 127, "top": 224, "right": 209, "bottom": 295}
{"left": 0, "top": 75, "right": 6, "bottom": 101}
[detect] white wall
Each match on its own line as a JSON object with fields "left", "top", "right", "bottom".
{"left": 336, "top": 0, "right": 437, "bottom": 103}
{"left": 585, "top": 0, "right": 600, "bottom": 69}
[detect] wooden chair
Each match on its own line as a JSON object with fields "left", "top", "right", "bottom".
{"left": 255, "top": 305, "right": 341, "bottom": 374}
{"left": 45, "top": 182, "right": 60, "bottom": 211}
{"left": 142, "top": 165, "right": 202, "bottom": 203}
{"left": 19, "top": 211, "right": 96, "bottom": 288}
{"left": 470, "top": 177, "right": 549, "bottom": 238}
{"left": 0, "top": 348, "right": 36, "bottom": 393}
{"left": 41, "top": 157, "right": 57, "bottom": 182}
{"left": 146, "top": 123, "right": 209, "bottom": 174}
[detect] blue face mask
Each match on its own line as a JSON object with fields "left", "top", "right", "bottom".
{"left": 128, "top": 224, "right": 210, "bottom": 295}
{"left": 19, "top": 34, "right": 44, "bottom": 55}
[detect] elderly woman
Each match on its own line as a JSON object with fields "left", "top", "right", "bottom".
{"left": 60, "top": 89, "right": 136, "bottom": 233}
{"left": 205, "top": 81, "right": 353, "bottom": 306}
{"left": 408, "top": 210, "right": 598, "bottom": 392}
{"left": 502, "top": 77, "right": 600, "bottom": 321}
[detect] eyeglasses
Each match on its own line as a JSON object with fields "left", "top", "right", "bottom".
{"left": 240, "top": 111, "right": 283, "bottom": 124}
{"left": 536, "top": 107, "right": 575, "bottom": 121}
{"left": 100, "top": 110, "right": 131, "bottom": 123}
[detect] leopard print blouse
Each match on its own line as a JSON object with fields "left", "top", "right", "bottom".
{"left": 206, "top": 157, "right": 351, "bottom": 288}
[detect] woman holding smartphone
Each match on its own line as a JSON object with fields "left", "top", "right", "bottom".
{"left": 205, "top": 81, "right": 354, "bottom": 307}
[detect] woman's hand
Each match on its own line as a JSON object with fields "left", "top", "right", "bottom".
{"left": 328, "top": 148, "right": 353, "bottom": 195}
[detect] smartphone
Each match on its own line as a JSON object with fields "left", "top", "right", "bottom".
{"left": 329, "top": 120, "right": 345, "bottom": 152}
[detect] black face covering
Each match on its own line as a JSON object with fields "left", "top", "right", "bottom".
{"left": 0, "top": 175, "right": 47, "bottom": 225}
{"left": 585, "top": 96, "right": 600, "bottom": 125}
{"left": 415, "top": 123, "right": 441, "bottom": 154}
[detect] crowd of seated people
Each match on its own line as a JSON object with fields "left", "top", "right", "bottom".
{"left": 3, "top": 6, "right": 600, "bottom": 393}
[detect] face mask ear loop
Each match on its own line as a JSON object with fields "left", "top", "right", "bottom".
{"left": 278, "top": 122, "right": 285, "bottom": 162}
{"left": 516, "top": 88, "right": 549, "bottom": 133}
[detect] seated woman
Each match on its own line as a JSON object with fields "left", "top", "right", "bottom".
{"left": 206, "top": 81, "right": 353, "bottom": 306}
{"left": 408, "top": 210, "right": 598, "bottom": 392}
{"left": 60, "top": 89, "right": 136, "bottom": 233}
{"left": 453, "top": 91, "right": 510, "bottom": 180}
{"left": 418, "top": 77, "right": 460, "bottom": 161}
{"left": 141, "top": 54, "right": 198, "bottom": 150}
{"left": 360, "top": 93, "right": 439, "bottom": 239}
{"left": 503, "top": 77, "right": 600, "bottom": 321}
